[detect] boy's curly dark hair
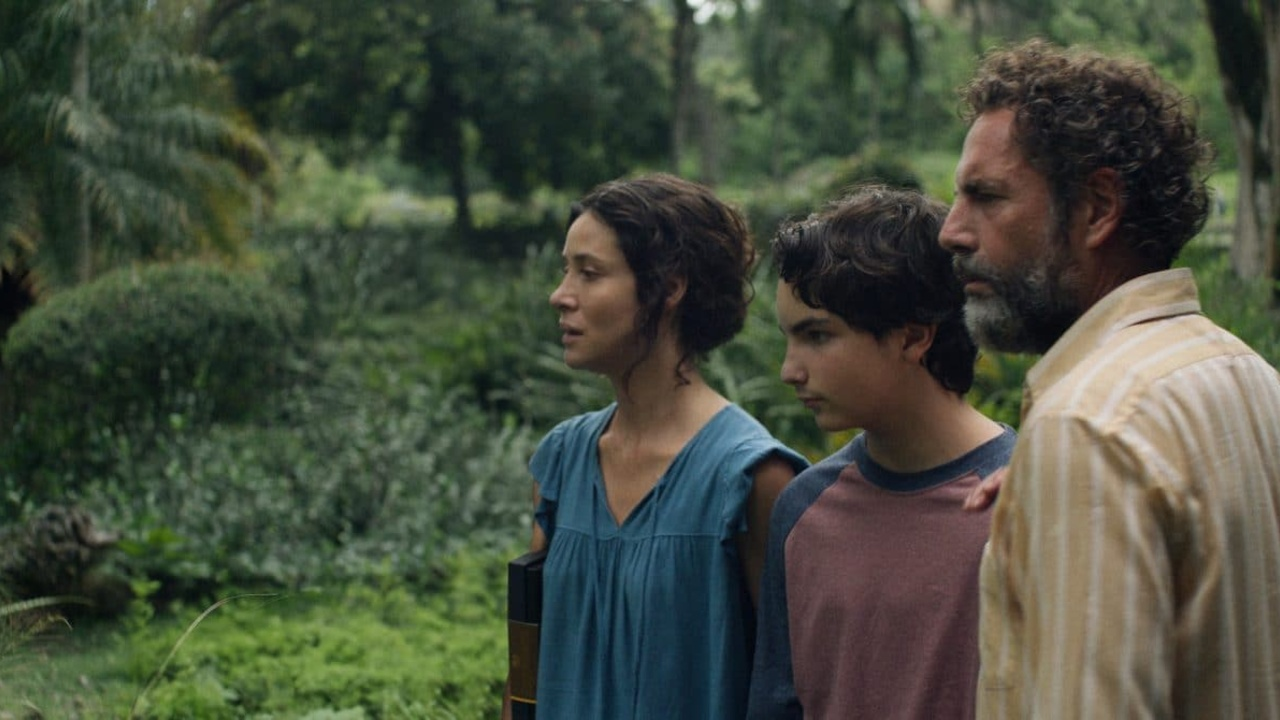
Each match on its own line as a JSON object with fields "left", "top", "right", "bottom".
{"left": 773, "top": 184, "right": 977, "bottom": 395}
{"left": 960, "top": 38, "right": 1213, "bottom": 267}
{"left": 570, "top": 173, "right": 756, "bottom": 385}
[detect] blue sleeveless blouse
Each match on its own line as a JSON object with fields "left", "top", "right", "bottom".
{"left": 532, "top": 403, "right": 807, "bottom": 719}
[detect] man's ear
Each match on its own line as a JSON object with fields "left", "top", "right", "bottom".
{"left": 1081, "top": 168, "right": 1123, "bottom": 251}
{"left": 899, "top": 322, "right": 937, "bottom": 363}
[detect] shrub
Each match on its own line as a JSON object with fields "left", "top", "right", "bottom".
{"left": 0, "top": 263, "right": 301, "bottom": 502}
{"left": 82, "top": 379, "right": 538, "bottom": 595}
{"left": 821, "top": 145, "right": 924, "bottom": 197}
{"left": 1178, "top": 242, "right": 1280, "bottom": 366}
{"left": 127, "top": 554, "right": 509, "bottom": 719}
{"left": 255, "top": 225, "right": 456, "bottom": 335}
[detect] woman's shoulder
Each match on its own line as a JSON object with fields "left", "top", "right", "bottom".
{"left": 700, "top": 404, "right": 809, "bottom": 474}
{"left": 541, "top": 404, "right": 616, "bottom": 445}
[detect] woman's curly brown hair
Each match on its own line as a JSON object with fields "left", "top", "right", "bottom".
{"left": 569, "top": 173, "right": 756, "bottom": 386}
{"left": 960, "top": 39, "right": 1213, "bottom": 267}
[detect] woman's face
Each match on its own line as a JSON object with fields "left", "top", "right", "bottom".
{"left": 549, "top": 212, "right": 644, "bottom": 378}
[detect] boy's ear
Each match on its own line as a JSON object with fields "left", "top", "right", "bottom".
{"left": 663, "top": 276, "right": 688, "bottom": 311}
{"left": 899, "top": 322, "right": 936, "bottom": 363}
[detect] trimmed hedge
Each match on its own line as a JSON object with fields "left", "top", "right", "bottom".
{"left": 1, "top": 262, "right": 300, "bottom": 499}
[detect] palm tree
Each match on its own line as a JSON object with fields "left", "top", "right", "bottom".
{"left": 0, "top": 0, "right": 271, "bottom": 302}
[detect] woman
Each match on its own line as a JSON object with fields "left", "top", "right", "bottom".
{"left": 507, "top": 174, "right": 807, "bottom": 719}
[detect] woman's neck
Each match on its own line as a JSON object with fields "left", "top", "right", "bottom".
{"left": 607, "top": 364, "right": 728, "bottom": 443}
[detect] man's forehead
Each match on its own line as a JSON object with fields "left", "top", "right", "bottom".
{"left": 956, "top": 112, "right": 1032, "bottom": 179}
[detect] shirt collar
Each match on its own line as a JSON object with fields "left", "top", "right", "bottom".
{"left": 1021, "top": 267, "right": 1202, "bottom": 416}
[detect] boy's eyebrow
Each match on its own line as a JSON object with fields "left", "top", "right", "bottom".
{"left": 779, "top": 315, "right": 832, "bottom": 335}
{"left": 563, "top": 251, "right": 603, "bottom": 264}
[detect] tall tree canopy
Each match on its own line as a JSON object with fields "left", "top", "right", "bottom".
{"left": 203, "top": 0, "right": 671, "bottom": 232}
{"left": 0, "top": 0, "right": 269, "bottom": 297}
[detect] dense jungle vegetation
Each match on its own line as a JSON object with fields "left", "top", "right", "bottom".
{"left": 1, "top": 0, "right": 1277, "bottom": 716}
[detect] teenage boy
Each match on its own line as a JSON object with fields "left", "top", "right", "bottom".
{"left": 747, "top": 185, "right": 1015, "bottom": 720}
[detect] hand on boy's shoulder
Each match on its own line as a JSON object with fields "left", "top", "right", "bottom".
{"left": 963, "top": 466, "right": 1008, "bottom": 512}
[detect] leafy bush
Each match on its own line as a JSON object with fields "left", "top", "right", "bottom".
{"left": 821, "top": 145, "right": 924, "bottom": 197}
{"left": 127, "top": 555, "right": 509, "bottom": 719}
{"left": 81, "top": 379, "right": 537, "bottom": 595}
{"left": 1178, "top": 242, "right": 1280, "bottom": 366}
{"left": 0, "top": 263, "right": 300, "bottom": 502}
{"left": 256, "top": 225, "right": 456, "bottom": 335}
{"left": 732, "top": 150, "right": 925, "bottom": 245}
{"left": 0, "top": 553, "right": 513, "bottom": 718}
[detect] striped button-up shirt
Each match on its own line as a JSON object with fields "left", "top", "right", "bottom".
{"left": 977, "top": 268, "right": 1280, "bottom": 719}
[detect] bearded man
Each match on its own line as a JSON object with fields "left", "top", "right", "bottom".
{"left": 939, "top": 39, "right": 1280, "bottom": 719}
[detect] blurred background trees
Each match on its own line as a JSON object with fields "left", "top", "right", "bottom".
{"left": 1, "top": 1, "right": 1278, "bottom": 713}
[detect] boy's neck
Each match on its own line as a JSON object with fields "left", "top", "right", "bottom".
{"left": 861, "top": 390, "right": 1003, "bottom": 474}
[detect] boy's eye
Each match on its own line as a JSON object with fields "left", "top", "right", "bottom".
{"left": 561, "top": 265, "right": 598, "bottom": 279}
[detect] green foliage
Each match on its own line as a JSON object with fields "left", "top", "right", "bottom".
{"left": 1, "top": 262, "right": 299, "bottom": 501}
{"left": 79, "top": 379, "right": 536, "bottom": 593}
{"left": 706, "top": 270, "right": 829, "bottom": 458}
{"left": 257, "top": 225, "right": 454, "bottom": 335}
{"left": 0, "top": 0, "right": 271, "bottom": 288}
{"left": 967, "top": 352, "right": 1036, "bottom": 430}
{"left": 0, "top": 553, "right": 512, "bottom": 718}
{"left": 126, "top": 556, "right": 508, "bottom": 718}
{"left": 209, "top": 0, "right": 670, "bottom": 204}
{"left": 822, "top": 146, "right": 924, "bottom": 196}
{"left": 1178, "top": 242, "right": 1280, "bottom": 365}
{"left": 432, "top": 242, "right": 609, "bottom": 427}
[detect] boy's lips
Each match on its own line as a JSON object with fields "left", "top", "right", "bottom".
{"left": 796, "top": 395, "right": 822, "bottom": 410}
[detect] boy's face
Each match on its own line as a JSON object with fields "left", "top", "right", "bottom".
{"left": 776, "top": 281, "right": 902, "bottom": 433}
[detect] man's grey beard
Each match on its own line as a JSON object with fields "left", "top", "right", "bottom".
{"left": 956, "top": 253, "right": 1083, "bottom": 355}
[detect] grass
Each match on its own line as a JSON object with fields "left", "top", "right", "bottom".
{"left": 0, "top": 619, "right": 138, "bottom": 717}
{"left": 0, "top": 549, "right": 513, "bottom": 719}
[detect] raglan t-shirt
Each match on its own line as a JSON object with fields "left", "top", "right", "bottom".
{"left": 748, "top": 428, "right": 1015, "bottom": 720}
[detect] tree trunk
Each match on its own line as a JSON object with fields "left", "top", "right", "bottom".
{"left": 1265, "top": 0, "right": 1280, "bottom": 299}
{"left": 696, "top": 84, "right": 721, "bottom": 185}
{"left": 671, "top": 0, "right": 697, "bottom": 172}
{"left": 422, "top": 43, "right": 473, "bottom": 235}
{"left": 74, "top": 22, "right": 92, "bottom": 284}
{"left": 1203, "top": 0, "right": 1278, "bottom": 301}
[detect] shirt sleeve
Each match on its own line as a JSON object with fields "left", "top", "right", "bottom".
{"left": 746, "top": 484, "right": 807, "bottom": 720}
{"left": 719, "top": 438, "right": 809, "bottom": 542}
{"left": 989, "top": 411, "right": 1175, "bottom": 718}
{"left": 531, "top": 422, "right": 569, "bottom": 541}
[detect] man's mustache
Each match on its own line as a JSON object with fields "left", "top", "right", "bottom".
{"left": 952, "top": 256, "right": 1001, "bottom": 287}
